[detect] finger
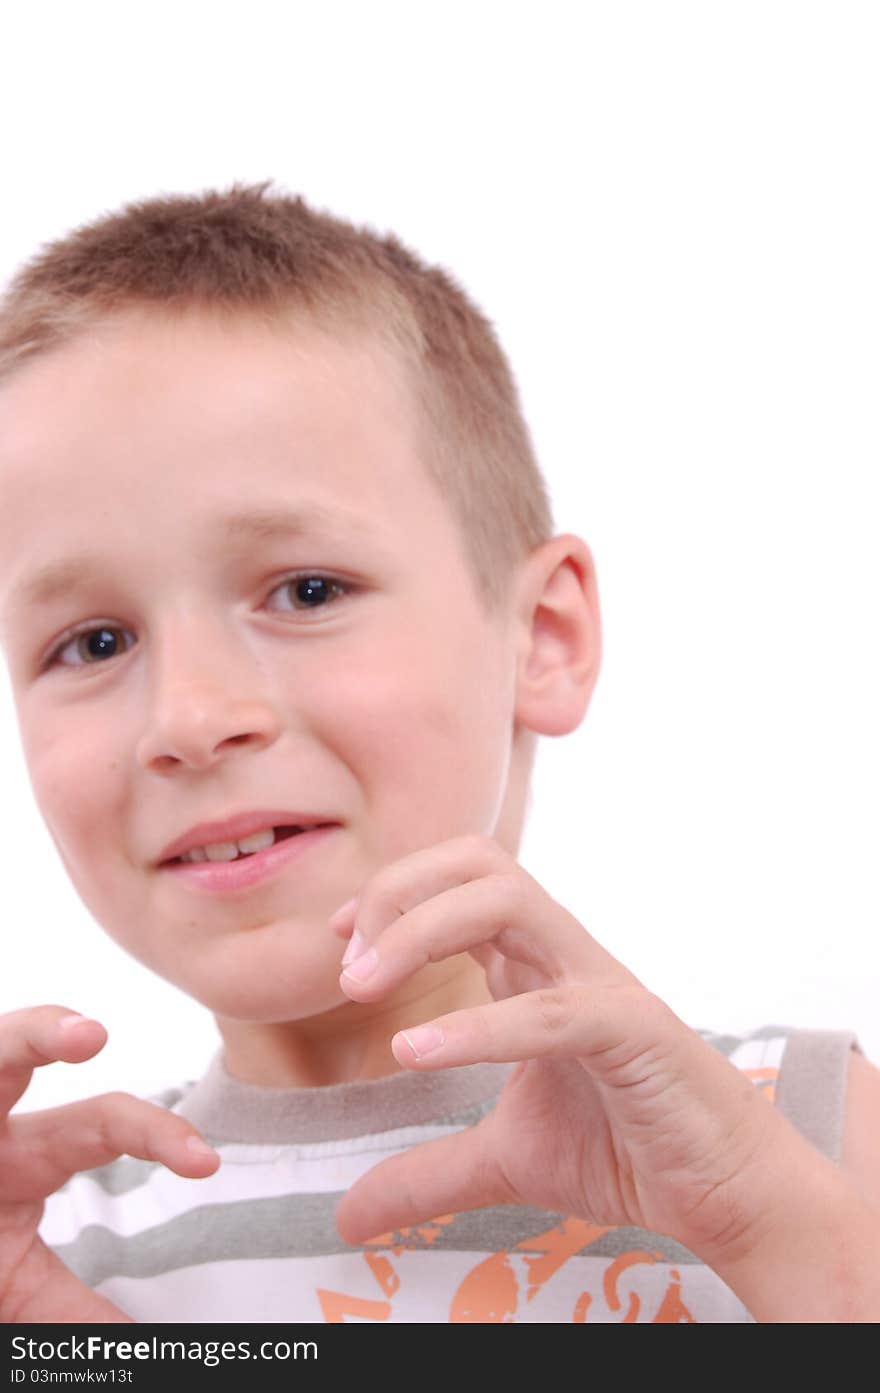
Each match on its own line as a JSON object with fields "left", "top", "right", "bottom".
{"left": 390, "top": 986, "right": 776, "bottom": 1164}
{"left": 336, "top": 1120, "right": 510, "bottom": 1246}
{"left": 0, "top": 1007, "right": 109, "bottom": 1115}
{"left": 328, "top": 896, "right": 360, "bottom": 939}
{"left": 11, "top": 1244, "right": 137, "bottom": 1323}
{"left": 339, "top": 872, "right": 619, "bottom": 1003}
{"left": 332, "top": 833, "right": 505, "bottom": 911}
{"left": 333, "top": 832, "right": 508, "bottom": 956}
{"left": 386, "top": 982, "right": 643, "bottom": 1072}
{"left": 5, "top": 1092, "right": 220, "bottom": 1201}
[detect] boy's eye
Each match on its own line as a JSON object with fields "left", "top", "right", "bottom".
{"left": 42, "top": 572, "right": 350, "bottom": 670}
{"left": 265, "top": 573, "right": 349, "bottom": 614}
{"left": 46, "top": 626, "right": 134, "bottom": 670}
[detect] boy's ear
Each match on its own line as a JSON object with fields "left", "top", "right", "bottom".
{"left": 513, "top": 533, "right": 602, "bottom": 737}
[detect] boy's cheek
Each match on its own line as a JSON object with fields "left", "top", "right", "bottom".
{"left": 24, "top": 715, "right": 120, "bottom": 815}
{"left": 349, "top": 671, "right": 511, "bottom": 835}
{"left": 24, "top": 742, "right": 116, "bottom": 884}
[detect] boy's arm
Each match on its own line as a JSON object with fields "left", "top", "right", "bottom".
{"left": 841, "top": 1051, "right": 880, "bottom": 1208}
{"left": 706, "top": 1056, "right": 880, "bottom": 1321}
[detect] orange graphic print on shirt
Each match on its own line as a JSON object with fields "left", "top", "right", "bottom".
{"left": 318, "top": 1214, "right": 697, "bottom": 1323}
{"left": 318, "top": 1061, "right": 779, "bottom": 1321}
{"left": 450, "top": 1217, "right": 610, "bottom": 1321}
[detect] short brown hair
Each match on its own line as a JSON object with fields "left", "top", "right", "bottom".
{"left": 0, "top": 180, "right": 554, "bottom": 614}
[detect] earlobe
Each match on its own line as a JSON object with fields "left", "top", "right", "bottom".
{"left": 514, "top": 534, "right": 602, "bottom": 738}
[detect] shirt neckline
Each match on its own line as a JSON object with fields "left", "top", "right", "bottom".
{"left": 174, "top": 1050, "right": 513, "bottom": 1144}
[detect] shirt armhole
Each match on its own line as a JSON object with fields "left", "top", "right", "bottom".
{"left": 774, "top": 1029, "right": 862, "bottom": 1163}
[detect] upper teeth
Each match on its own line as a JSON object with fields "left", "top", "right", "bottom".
{"left": 180, "top": 826, "right": 301, "bottom": 863}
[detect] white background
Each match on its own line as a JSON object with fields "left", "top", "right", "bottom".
{"left": 0, "top": 1, "right": 877, "bottom": 1113}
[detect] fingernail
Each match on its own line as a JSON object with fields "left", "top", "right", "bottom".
{"left": 341, "top": 946, "right": 379, "bottom": 982}
{"left": 58, "top": 1014, "right": 100, "bottom": 1031}
{"left": 329, "top": 895, "right": 359, "bottom": 928}
{"left": 186, "top": 1136, "right": 219, "bottom": 1160}
{"left": 341, "top": 931, "right": 365, "bottom": 967}
{"left": 397, "top": 1025, "right": 445, "bottom": 1060}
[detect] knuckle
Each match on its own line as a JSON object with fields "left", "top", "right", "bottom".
{"left": 534, "top": 987, "right": 577, "bottom": 1037}
{"left": 492, "top": 871, "right": 527, "bottom": 914}
{"left": 473, "top": 1124, "right": 513, "bottom": 1204}
{"left": 590, "top": 978, "right": 642, "bottom": 1030}
{"left": 585, "top": 980, "right": 664, "bottom": 1066}
{"left": 93, "top": 1090, "right": 136, "bottom": 1118}
{"left": 461, "top": 832, "right": 492, "bottom": 859}
{"left": 463, "top": 833, "right": 506, "bottom": 868}
{"left": 627, "top": 985, "right": 674, "bottom": 1032}
{"left": 484, "top": 872, "right": 529, "bottom": 934}
{"left": 465, "top": 1006, "right": 495, "bottom": 1058}
{"left": 356, "top": 862, "right": 399, "bottom": 917}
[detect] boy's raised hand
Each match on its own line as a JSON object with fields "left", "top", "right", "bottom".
{"left": 0, "top": 1007, "right": 220, "bottom": 1323}
{"left": 332, "top": 835, "right": 877, "bottom": 1318}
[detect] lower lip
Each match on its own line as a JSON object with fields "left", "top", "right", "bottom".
{"left": 159, "top": 825, "right": 339, "bottom": 893}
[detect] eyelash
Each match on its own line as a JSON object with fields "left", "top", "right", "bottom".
{"left": 42, "top": 572, "right": 353, "bottom": 671}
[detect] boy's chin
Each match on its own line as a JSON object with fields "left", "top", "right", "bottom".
{"left": 172, "top": 959, "right": 352, "bottom": 1025}
{"left": 121, "top": 908, "right": 355, "bottom": 1023}
{"left": 208, "top": 987, "right": 353, "bottom": 1027}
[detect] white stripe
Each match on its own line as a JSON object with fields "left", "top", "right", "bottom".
{"left": 39, "top": 1123, "right": 465, "bottom": 1246}
{"left": 727, "top": 1035, "right": 787, "bottom": 1072}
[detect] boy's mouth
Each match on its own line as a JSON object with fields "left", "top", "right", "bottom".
{"left": 167, "top": 824, "right": 304, "bottom": 865}
{"left": 158, "top": 822, "right": 340, "bottom": 893}
{"left": 156, "top": 812, "right": 338, "bottom": 866}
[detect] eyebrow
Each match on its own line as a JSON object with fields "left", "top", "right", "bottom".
{"left": 2, "top": 504, "right": 367, "bottom": 617}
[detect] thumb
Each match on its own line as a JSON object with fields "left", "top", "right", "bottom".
{"left": 335, "top": 1120, "right": 509, "bottom": 1246}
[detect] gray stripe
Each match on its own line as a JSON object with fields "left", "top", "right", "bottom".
{"left": 151, "top": 1085, "right": 189, "bottom": 1110}
{"left": 56, "top": 1193, "right": 703, "bottom": 1287}
{"left": 775, "top": 1029, "right": 858, "bottom": 1163}
{"left": 76, "top": 1156, "right": 164, "bottom": 1198}
{"left": 577, "top": 1226, "right": 696, "bottom": 1263}
{"left": 69, "top": 1094, "right": 503, "bottom": 1200}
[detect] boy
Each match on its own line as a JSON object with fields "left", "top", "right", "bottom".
{"left": 0, "top": 182, "right": 877, "bottom": 1324}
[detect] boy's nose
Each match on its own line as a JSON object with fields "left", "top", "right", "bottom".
{"left": 135, "top": 685, "right": 284, "bottom": 773}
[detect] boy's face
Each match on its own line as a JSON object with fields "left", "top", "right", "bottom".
{"left": 0, "top": 308, "right": 520, "bottom": 1025}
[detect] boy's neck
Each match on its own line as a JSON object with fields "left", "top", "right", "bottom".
{"left": 213, "top": 955, "right": 494, "bottom": 1088}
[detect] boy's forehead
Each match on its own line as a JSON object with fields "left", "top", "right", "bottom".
{"left": 0, "top": 304, "right": 416, "bottom": 424}
{"left": 0, "top": 308, "right": 460, "bottom": 626}
{"left": 0, "top": 303, "right": 411, "bottom": 445}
